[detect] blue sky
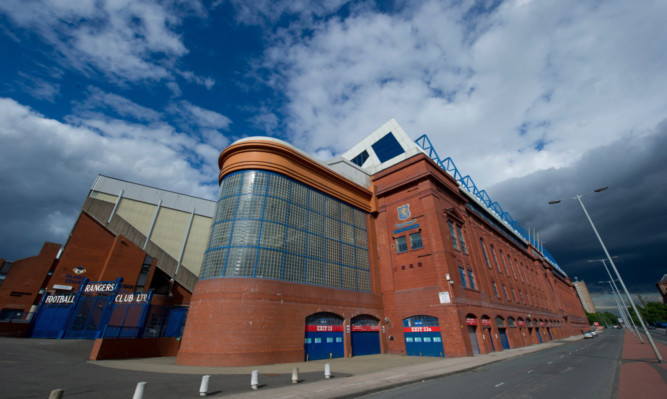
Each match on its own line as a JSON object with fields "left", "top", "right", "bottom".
{"left": 1, "top": 0, "right": 666, "bottom": 308}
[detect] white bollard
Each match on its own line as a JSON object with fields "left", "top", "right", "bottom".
{"left": 251, "top": 370, "right": 259, "bottom": 390}
{"left": 49, "top": 389, "right": 64, "bottom": 399}
{"left": 133, "top": 382, "right": 147, "bottom": 399}
{"left": 291, "top": 368, "right": 299, "bottom": 384}
{"left": 199, "top": 375, "right": 211, "bottom": 397}
{"left": 324, "top": 363, "right": 331, "bottom": 379}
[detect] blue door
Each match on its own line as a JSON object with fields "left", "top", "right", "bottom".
{"left": 547, "top": 327, "right": 553, "bottom": 341}
{"left": 403, "top": 316, "right": 444, "bottom": 357}
{"left": 305, "top": 312, "right": 344, "bottom": 361}
{"left": 536, "top": 328, "right": 543, "bottom": 343}
{"left": 499, "top": 328, "right": 510, "bottom": 350}
{"left": 351, "top": 315, "right": 381, "bottom": 356}
{"left": 30, "top": 304, "right": 73, "bottom": 338}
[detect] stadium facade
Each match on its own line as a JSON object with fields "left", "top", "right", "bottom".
{"left": 1, "top": 119, "right": 588, "bottom": 363}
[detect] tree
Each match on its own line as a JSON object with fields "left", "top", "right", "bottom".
{"left": 627, "top": 300, "right": 667, "bottom": 326}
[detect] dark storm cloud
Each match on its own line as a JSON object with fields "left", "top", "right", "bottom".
{"left": 489, "top": 119, "right": 667, "bottom": 299}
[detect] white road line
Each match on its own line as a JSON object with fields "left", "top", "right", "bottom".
{"left": 527, "top": 370, "right": 534, "bottom": 374}
{"left": 495, "top": 382, "right": 505, "bottom": 387}
{"left": 547, "top": 361, "right": 553, "bottom": 364}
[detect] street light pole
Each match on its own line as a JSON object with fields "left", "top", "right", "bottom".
{"left": 601, "top": 280, "right": 632, "bottom": 332}
{"left": 550, "top": 187, "right": 662, "bottom": 363}
{"left": 592, "top": 259, "right": 641, "bottom": 339}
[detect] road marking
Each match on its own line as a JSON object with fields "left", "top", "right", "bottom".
{"left": 560, "top": 355, "right": 565, "bottom": 359}
{"left": 527, "top": 370, "right": 534, "bottom": 374}
{"left": 547, "top": 361, "right": 553, "bottom": 364}
{"left": 495, "top": 382, "right": 505, "bottom": 387}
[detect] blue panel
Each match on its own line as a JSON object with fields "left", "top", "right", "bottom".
{"left": 351, "top": 150, "right": 369, "bottom": 167}
{"left": 371, "top": 132, "right": 405, "bottom": 163}
{"left": 499, "top": 329, "right": 510, "bottom": 350}
{"left": 404, "top": 332, "right": 444, "bottom": 357}
{"left": 351, "top": 331, "right": 381, "bottom": 356}
{"left": 536, "top": 329, "right": 543, "bottom": 343}
{"left": 30, "top": 305, "right": 71, "bottom": 338}
{"left": 304, "top": 331, "right": 344, "bottom": 361}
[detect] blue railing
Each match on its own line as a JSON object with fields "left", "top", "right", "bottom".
{"left": 414, "top": 134, "right": 565, "bottom": 276}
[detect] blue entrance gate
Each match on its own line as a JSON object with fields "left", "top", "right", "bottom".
{"left": 351, "top": 315, "right": 380, "bottom": 356}
{"left": 304, "top": 312, "right": 344, "bottom": 361}
{"left": 403, "top": 315, "right": 444, "bottom": 357}
{"left": 499, "top": 328, "right": 510, "bottom": 350}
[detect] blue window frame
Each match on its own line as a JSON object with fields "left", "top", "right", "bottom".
{"left": 456, "top": 226, "right": 467, "bottom": 254}
{"left": 396, "top": 236, "right": 408, "bottom": 253}
{"left": 467, "top": 269, "right": 476, "bottom": 290}
{"left": 459, "top": 267, "right": 468, "bottom": 288}
{"left": 351, "top": 150, "right": 369, "bottom": 167}
{"left": 447, "top": 221, "right": 459, "bottom": 251}
{"left": 409, "top": 232, "right": 423, "bottom": 249}
{"left": 480, "top": 238, "right": 490, "bottom": 268}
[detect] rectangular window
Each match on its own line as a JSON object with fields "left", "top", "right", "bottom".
{"left": 505, "top": 255, "right": 512, "bottom": 277}
{"left": 456, "top": 226, "right": 467, "bottom": 254}
{"left": 512, "top": 288, "right": 517, "bottom": 302}
{"left": 497, "top": 249, "right": 505, "bottom": 273}
{"left": 519, "top": 291, "right": 525, "bottom": 303}
{"left": 492, "top": 281, "right": 499, "bottom": 298}
{"left": 480, "top": 238, "right": 491, "bottom": 268}
{"left": 511, "top": 258, "right": 518, "bottom": 280}
{"left": 135, "top": 255, "right": 153, "bottom": 290}
{"left": 409, "top": 232, "right": 423, "bottom": 249}
{"left": 396, "top": 236, "right": 408, "bottom": 253}
{"left": 448, "top": 221, "right": 460, "bottom": 251}
{"left": 459, "top": 266, "right": 468, "bottom": 288}
{"left": 503, "top": 285, "right": 510, "bottom": 300}
{"left": 467, "top": 269, "right": 477, "bottom": 290}
{"left": 490, "top": 245, "right": 499, "bottom": 271}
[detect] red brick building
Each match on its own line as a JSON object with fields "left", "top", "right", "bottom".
{"left": 178, "top": 119, "right": 588, "bottom": 366}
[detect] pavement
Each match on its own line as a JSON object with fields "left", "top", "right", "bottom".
{"left": 4, "top": 329, "right": 666, "bottom": 398}
{"left": 616, "top": 329, "right": 667, "bottom": 399}
{"left": 93, "top": 334, "right": 583, "bottom": 398}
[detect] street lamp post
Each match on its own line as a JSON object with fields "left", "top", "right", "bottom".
{"left": 591, "top": 259, "right": 641, "bottom": 339}
{"left": 598, "top": 279, "right": 637, "bottom": 338}
{"left": 549, "top": 187, "right": 662, "bottom": 363}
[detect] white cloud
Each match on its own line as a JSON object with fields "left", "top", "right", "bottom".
{"left": 0, "top": 97, "right": 221, "bottom": 258}
{"left": 255, "top": 0, "right": 667, "bottom": 189}
{"left": 0, "top": 0, "right": 205, "bottom": 83}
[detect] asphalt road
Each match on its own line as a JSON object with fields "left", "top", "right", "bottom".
{"left": 0, "top": 338, "right": 336, "bottom": 398}
{"left": 360, "top": 329, "right": 624, "bottom": 399}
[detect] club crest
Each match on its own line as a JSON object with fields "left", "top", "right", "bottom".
{"left": 397, "top": 204, "right": 411, "bottom": 221}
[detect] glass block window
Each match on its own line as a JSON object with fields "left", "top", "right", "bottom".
{"left": 201, "top": 170, "right": 370, "bottom": 292}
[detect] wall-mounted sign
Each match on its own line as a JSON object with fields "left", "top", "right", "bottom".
{"left": 44, "top": 295, "right": 76, "bottom": 304}
{"left": 305, "top": 325, "right": 345, "bottom": 332}
{"left": 481, "top": 319, "right": 492, "bottom": 327}
{"left": 350, "top": 325, "right": 380, "bottom": 332}
{"left": 114, "top": 293, "right": 149, "bottom": 303}
{"left": 84, "top": 283, "right": 118, "bottom": 293}
{"left": 438, "top": 291, "right": 451, "bottom": 304}
{"left": 398, "top": 204, "right": 411, "bottom": 220}
{"left": 466, "top": 318, "right": 478, "bottom": 326}
{"left": 403, "top": 326, "right": 441, "bottom": 333}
